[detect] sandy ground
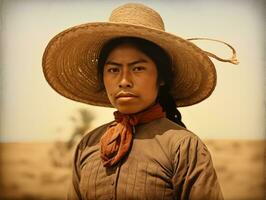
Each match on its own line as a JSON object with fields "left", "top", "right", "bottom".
{"left": 0, "top": 140, "right": 265, "bottom": 200}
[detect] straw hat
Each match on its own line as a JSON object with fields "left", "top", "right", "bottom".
{"left": 42, "top": 3, "right": 237, "bottom": 107}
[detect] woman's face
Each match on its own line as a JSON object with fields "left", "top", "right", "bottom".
{"left": 103, "top": 43, "right": 159, "bottom": 114}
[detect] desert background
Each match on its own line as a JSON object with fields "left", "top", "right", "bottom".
{"left": 0, "top": 138, "right": 265, "bottom": 200}
{"left": 0, "top": 0, "right": 265, "bottom": 200}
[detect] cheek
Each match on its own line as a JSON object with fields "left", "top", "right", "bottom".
{"left": 103, "top": 72, "right": 111, "bottom": 88}
{"left": 103, "top": 75, "right": 113, "bottom": 95}
{"left": 151, "top": 83, "right": 160, "bottom": 99}
{"left": 148, "top": 70, "right": 159, "bottom": 95}
{"left": 141, "top": 76, "right": 159, "bottom": 100}
{"left": 103, "top": 75, "right": 108, "bottom": 90}
{"left": 103, "top": 77, "right": 118, "bottom": 106}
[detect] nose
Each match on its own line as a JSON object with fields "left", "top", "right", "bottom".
{"left": 118, "top": 70, "right": 133, "bottom": 88}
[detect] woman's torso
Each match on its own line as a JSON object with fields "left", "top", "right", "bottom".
{"left": 71, "top": 118, "right": 222, "bottom": 200}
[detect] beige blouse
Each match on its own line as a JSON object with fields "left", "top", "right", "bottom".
{"left": 68, "top": 117, "right": 224, "bottom": 200}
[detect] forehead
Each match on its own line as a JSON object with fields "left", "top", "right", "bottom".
{"left": 106, "top": 43, "right": 151, "bottom": 61}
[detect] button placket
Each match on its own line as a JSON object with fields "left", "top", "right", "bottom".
{"left": 110, "top": 176, "right": 116, "bottom": 200}
{"left": 111, "top": 162, "right": 122, "bottom": 200}
{"left": 111, "top": 179, "right": 115, "bottom": 185}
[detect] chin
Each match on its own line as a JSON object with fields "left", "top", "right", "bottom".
{"left": 116, "top": 105, "right": 142, "bottom": 115}
{"left": 115, "top": 101, "right": 157, "bottom": 114}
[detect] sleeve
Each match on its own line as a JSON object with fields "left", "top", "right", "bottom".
{"left": 172, "top": 136, "right": 224, "bottom": 200}
{"left": 67, "top": 143, "right": 83, "bottom": 200}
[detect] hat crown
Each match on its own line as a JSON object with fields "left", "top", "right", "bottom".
{"left": 109, "top": 3, "right": 165, "bottom": 31}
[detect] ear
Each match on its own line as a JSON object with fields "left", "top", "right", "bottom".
{"left": 159, "top": 81, "right": 165, "bottom": 86}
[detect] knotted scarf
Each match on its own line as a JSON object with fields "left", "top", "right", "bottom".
{"left": 100, "top": 103, "right": 165, "bottom": 167}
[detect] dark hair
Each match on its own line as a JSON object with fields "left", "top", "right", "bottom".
{"left": 97, "top": 37, "right": 186, "bottom": 128}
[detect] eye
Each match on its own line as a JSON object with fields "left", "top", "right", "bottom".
{"left": 106, "top": 66, "right": 120, "bottom": 73}
{"left": 132, "top": 66, "right": 145, "bottom": 72}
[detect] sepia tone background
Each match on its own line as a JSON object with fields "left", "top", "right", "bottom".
{"left": 0, "top": 0, "right": 265, "bottom": 199}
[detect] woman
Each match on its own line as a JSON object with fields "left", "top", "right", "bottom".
{"left": 42, "top": 3, "right": 238, "bottom": 200}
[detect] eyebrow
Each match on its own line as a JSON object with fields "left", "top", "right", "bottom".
{"left": 105, "top": 59, "right": 148, "bottom": 67}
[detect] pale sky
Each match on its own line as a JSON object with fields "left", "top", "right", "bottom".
{"left": 0, "top": 0, "right": 265, "bottom": 142}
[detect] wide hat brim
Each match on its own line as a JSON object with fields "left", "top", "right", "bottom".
{"left": 42, "top": 21, "right": 216, "bottom": 107}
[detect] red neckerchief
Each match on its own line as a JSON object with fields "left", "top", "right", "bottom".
{"left": 100, "top": 103, "right": 165, "bottom": 167}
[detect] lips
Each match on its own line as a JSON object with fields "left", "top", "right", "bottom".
{"left": 115, "top": 91, "right": 137, "bottom": 99}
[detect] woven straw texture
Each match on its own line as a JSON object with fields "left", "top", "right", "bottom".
{"left": 42, "top": 3, "right": 216, "bottom": 107}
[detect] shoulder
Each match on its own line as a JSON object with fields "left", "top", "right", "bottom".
{"left": 141, "top": 117, "right": 206, "bottom": 148}
{"left": 137, "top": 117, "right": 210, "bottom": 161}
{"left": 77, "top": 121, "right": 113, "bottom": 151}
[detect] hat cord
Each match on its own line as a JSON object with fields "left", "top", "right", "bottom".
{"left": 188, "top": 37, "right": 239, "bottom": 65}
